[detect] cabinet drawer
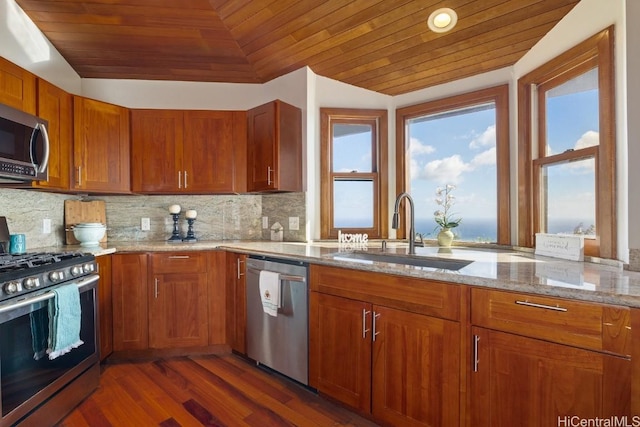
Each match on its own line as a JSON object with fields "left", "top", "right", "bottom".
{"left": 150, "top": 252, "right": 207, "bottom": 274}
{"left": 310, "top": 265, "right": 460, "bottom": 321}
{"left": 471, "top": 288, "right": 631, "bottom": 356}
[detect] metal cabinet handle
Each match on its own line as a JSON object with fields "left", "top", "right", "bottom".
{"left": 184, "top": 170, "right": 188, "bottom": 188}
{"left": 473, "top": 335, "right": 480, "bottom": 372}
{"left": 515, "top": 299, "right": 567, "bottom": 312}
{"left": 77, "top": 166, "right": 82, "bottom": 187}
{"left": 362, "top": 309, "right": 371, "bottom": 339}
{"left": 154, "top": 277, "right": 159, "bottom": 298}
{"left": 267, "top": 166, "right": 273, "bottom": 186}
{"left": 178, "top": 171, "right": 182, "bottom": 189}
{"left": 373, "top": 312, "right": 381, "bottom": 341}
{"left": 168, "top": 255, "right": 190, "bottom": 259}
{"left": 237, "top": 258, "right": 245, "bottom": 279}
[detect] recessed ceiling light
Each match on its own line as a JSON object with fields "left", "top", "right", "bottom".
{"left": 427, "top": 8, "right": 458, "bottom": 33}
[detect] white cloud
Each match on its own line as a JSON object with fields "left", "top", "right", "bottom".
{"left": 410, "top": 137, "right": 435, "bottom": 156}
{"left": 469, "top": 125, "right": 496, "bottom": 149}
{"left": 421, "top": 154, "right": 470, "bottom": 184}
{"left": 470, "top": 147, "right": 496, "bottom": 167}
{"left": 574, "top": 130, "right": 599, "bottom": 149}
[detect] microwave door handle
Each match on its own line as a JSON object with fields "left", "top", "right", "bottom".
{"left": 30, "top": 123, "right": 50, "bottom": 173}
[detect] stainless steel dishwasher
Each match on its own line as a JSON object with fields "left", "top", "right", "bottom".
{"left": 245, "top": 256, "right": 309, "bottom": 385}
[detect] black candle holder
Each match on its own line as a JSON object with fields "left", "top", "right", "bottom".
{"left": 183, "top": 218, "right": 197, "bottom": 242}
{"left": 168, "top": 213, "right": 182, "bottom": 242}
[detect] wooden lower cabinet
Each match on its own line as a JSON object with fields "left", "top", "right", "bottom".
{"left": 112, "top": 253, "right": 148, "bottom": 351}
{"left": 112, "top": 251, "right": 217, "bottom": 352}
{"left": 225, "top": 252, "right": 247, "bottom": 354}
{"left": 96, "top": 255, "right": 112, "bottom": 360}
{"left": 310, "top": 291, "right": 461, "bottom": 427}
{"left": 469, "top": 327, "right": 631, "bottom": 427}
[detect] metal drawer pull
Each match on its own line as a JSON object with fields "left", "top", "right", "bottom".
{"left": 373, "top": 312, "right": 381, "bottom": 341}
{"left": 168, "top": 255, "right": 190, "bottom": 259}
{"left": 237, "top": 258, "right": 245, "bottom": 279}
{"left": 154, "top": 278, "right": 159, "bottom": 298}
{"left": 473, "top": 335, "right": 480, "bottom": 372}
{"left": 515, "top": 300, "right": 567, "bottom": 312}
{"left": 362, "top": 309, "right": 370, "bottom": 339}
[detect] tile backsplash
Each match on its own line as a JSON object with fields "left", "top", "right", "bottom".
{"left": 0, "top": 188, "right": 307, "bottom": 250}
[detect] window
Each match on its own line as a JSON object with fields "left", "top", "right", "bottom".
{"left": 395, "top": 86, "right": 510, "bottom": 244}
{"left": 320, "top": 108, "right": 388, "bottom": 239}
{"left": 518, "top": 27, "right": 615, "bottom": 258}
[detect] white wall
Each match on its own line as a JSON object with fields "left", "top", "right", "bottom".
{"left": 626, "top": 0, "right": 640, "bottom": 251}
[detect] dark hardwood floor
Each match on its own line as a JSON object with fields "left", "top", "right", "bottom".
{"left": 59, "top": 354, "right": 380, "bottom": 427}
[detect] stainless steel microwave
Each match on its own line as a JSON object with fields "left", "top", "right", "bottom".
{"left": 0, "top": 103, "right": 49, "bottom": 182}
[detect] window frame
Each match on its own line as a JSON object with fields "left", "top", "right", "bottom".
{"left": 320, "top": 108, "right": 388, "bottom": 239}
{"left": 395, "top": 85, "right": 511, "bottom": 244}
{"left": 517, "top": 26, "right": 615, "bottom": 258}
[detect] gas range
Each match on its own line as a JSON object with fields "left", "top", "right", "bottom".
{"left": 0, "top": 251, "right": 97, "bottom": 302}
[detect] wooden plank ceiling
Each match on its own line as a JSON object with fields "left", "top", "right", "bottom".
{"left": 14, "top": 0, "right": 580, "bottom": 96}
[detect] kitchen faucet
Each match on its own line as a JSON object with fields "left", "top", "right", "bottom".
{"left": 392, "top": 192, "right": 416, "bottom": 255}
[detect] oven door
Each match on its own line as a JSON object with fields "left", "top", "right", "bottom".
{"left": 0, "top": 275, "right": 99, "bottom": 426}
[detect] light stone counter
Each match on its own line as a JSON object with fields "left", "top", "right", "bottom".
{"left": 62, "top": 240, "right": 640, "bottom": 308}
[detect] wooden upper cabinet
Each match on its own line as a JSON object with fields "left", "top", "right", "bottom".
{"left": 131, "top": 109, "right": 247, "bottom": 194}
{"left": 247, "top": 100, "right": 303, "bottom": 192}
{"left": 131, "top": 109, "right": 183, "bottom": 193}
{"left": 0, "top": 57, "right": 36, "bottom": 114}
{"left": 33, "top": 79, "right": 71, "bottom": 191}
{"left": 73, "top": 96, "right": 130, "bottom": 193}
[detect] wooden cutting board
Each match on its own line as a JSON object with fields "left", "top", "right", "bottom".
{"left": 64, "top": 200, "right": 107, "bottom": 244}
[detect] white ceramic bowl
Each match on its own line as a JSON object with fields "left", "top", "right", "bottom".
{"left": 72, "top": 224, "right": 106, "bottom": 246}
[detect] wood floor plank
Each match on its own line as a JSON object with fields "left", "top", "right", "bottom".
{"left": 59, "top": 354, "right": 380, "bottom": 427}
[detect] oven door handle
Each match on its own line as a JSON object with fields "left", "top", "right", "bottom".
{"left": 0, "top": 274, "right": 99, "bottom": 315}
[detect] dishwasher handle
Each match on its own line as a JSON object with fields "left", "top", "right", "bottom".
{"left": 246, "top": 267, "right": 306, "bottom": 283}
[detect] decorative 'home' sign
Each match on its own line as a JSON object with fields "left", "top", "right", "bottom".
{"left": 535, "top": 233, "right": 584, "bottom": 261}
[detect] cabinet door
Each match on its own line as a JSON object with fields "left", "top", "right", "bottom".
{"left": 247, "top": 101, "right": 276, "bottom": 191}
{"left": 148, "top": 272, "right": 209, "bottom": 348}
{"left": 470, "top": 327, "right": 631, "bottom": 427}
{"left": 34, "top": 79, "right": 71, "bottom": 190}
{"left": 96, "top": 255, "right": 112, "bottom": 360}
{"left": 183, "top": 110, "right": 245, "bottom": 193}
{"left": 225, "top": 252, "right": 247, "bottom": 353}
{"left": 0, "top": 57, "right": 36, "bottom": 114}
{"left": 372, "top": 306, "right": 460, "bottom": 427}
{"left": 112, "top": 253, "right": 148, "bottom": 351}
{"left": 247, "top": 100, "right": 302, "bottom": 192}
{"left": 73, "top": 96, "right": 130, "bottom": 193}
{"left": 309, "top": 292, "right": 372, "bottom": 412}
{"left": 131, "top": 109, "right": 183, "bottom": 193}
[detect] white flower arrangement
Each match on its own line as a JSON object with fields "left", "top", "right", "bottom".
{"left": 434, "top": 184, "right": 462, "bottom": 229}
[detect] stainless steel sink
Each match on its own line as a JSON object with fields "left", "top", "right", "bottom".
{"left": 331, "top": 251, "right": 473, "bottom": 271}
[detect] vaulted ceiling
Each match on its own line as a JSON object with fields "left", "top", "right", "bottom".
{"left": 14, "top": 0, "right": 580, "bottom": 96}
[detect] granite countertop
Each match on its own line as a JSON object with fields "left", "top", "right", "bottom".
{"left": 59, "top": 240, "right": 640, "bottom": 308}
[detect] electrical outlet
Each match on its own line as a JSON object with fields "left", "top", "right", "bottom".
{"left": 42, "top": 218, "right": 52, "bottom": 234}
{"left": 262, "top": 216, "right": 269, "bottom": 229}
{"left": 289, "top": 216, "right": 299, "bottom": 231}
{"left": 141, "top": 217, "right": 151, "bottom": 231}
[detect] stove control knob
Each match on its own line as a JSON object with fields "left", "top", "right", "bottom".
{"left": 23, "top": 277, "right": 39, "bottom": 289}
{"left": 4, "top": 281, "right": 19, "bottom": 294}
{"left": 49, "top": 271, "right": 64, "bottom": 282}
{"left": 71, "top": 266, "right": 83, "bottom": 276}
{"left": 83, "top": 263, "right": 95, "bottom": 273}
